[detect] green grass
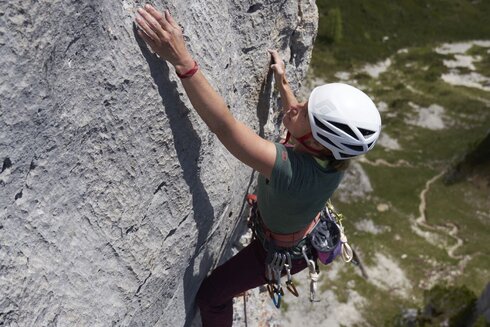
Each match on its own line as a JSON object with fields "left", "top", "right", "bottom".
{"left": 313, "top": 0, "right": 490, "bottom": 78}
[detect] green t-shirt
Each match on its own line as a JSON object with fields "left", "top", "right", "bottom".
{"left": 257, "top": 143, "right": 344, "bottom": 234}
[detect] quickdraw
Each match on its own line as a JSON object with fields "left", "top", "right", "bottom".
{"left": 302, "top": 245, "right": 320, "bottom": 302}
{"left": 265, "top": 247, "right": 300, "bottom": 308}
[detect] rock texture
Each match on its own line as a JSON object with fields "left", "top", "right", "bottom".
{"left": 0, "top": 0, "right": 317, "bottom": 326}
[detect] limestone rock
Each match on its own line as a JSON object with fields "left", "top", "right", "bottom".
{"left": 0, "top": 0, "right": 317, "bottom": 326}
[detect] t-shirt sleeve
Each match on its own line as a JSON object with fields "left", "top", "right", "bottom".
{"left": 269, "top": 143, "right": 293, "bottom": 191}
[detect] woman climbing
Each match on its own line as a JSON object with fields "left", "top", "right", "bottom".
{"left": 135, "top": 5, "right": 381, "bottom": 326}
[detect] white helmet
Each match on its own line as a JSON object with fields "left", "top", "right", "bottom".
{"left": 308, "top": 83, "right": 381, "bottom": 160}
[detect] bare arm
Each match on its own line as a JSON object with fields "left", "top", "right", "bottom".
{"left": 135, "top": 5, "right": 276, "bottom": 178}
{"left": 269, "top": 50, "right": 300, "bottom": 112}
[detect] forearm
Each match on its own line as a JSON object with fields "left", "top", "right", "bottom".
{"left": 276, "top": 74, "right": 299, "bottom": 113}
{"left": 268, "top": 50, "right": 299, "bottom": 112}
{"left": 180, "top": 70, "right": 235, "bottom": 135}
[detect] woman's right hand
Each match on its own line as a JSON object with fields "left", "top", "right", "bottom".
{"left": 268, "top": 49, "right": 286, "bottom": 80}
{"left": 135, "top": 4, "right": 195, "bottom": 74}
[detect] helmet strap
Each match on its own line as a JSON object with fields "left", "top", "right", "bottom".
{"left": 281, "top": 131, "right": 322, "bottom": 155}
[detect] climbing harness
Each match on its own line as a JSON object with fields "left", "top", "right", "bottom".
{"left": 246, "top": 194, "right": 354, "bottom": 308}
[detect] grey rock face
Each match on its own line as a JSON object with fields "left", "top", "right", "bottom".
{"left": 0, "top": 0, "right": 317, "bottom": 326}
{"left": 477, "top": 283, "right": 490, "bottom": 323}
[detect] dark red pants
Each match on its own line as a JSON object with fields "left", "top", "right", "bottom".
{"left": 196, "top": 239, "right": 308, "bottom": 327}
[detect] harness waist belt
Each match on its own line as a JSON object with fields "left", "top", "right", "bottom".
{"left": 258, "top": 211, "right": 320, "bottom": 248}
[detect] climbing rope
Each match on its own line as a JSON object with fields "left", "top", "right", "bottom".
{"left": 243, "top": 291, "right": 248, "bottom": 327}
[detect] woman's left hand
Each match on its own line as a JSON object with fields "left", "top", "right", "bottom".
{"left": 135, "top": 4, "right": 195, "bottom": 73}
{"left": 268, "top": 49, "right": 286, "bottom": 80}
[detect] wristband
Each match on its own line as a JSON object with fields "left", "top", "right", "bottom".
{"left": 176, "top": 61, "right": 199, "bottom": 79}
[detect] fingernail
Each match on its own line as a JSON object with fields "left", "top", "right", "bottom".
{"left": 137, "top": 8, "right": 143, "bottom": 13}
{"left": 145, "top": 4, "right": 151, "bottom": 9}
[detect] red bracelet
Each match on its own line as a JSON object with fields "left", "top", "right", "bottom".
{"left": 176, "top": 61, "right": 199, "bottom": 79}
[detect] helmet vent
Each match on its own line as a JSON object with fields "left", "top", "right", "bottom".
{"left": 359, "top": 128, "right": 375, "bottom": 138}
{"left": 339, "top": 152, "right": 356, "bottom": 159}
{"left": 342, "top": 143, "right": 364, "bottom": 152}
{"left": 367, "top": 142, "right": 374, "bottom": 149}
{"left": 317, "top": 133, "right": 341, "bottom": 150}
{"left": 314, "top": 117, "right": 338, "bottom": 136}
{"left": 328, "top": 121, "right": 358, "bottom": 140}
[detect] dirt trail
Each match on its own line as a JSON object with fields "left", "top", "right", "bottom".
{"left": 358, "top": 157, "right": 413, "bottom": 168}
{"left": 415, "top": 171, "right": 466, "bottom": 259}
{"left": 359, "top": 156, "right": 465, "bottom": 260}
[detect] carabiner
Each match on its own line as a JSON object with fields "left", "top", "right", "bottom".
{"left": 266, "top": 264, "right": 273, "bottom": 283}
{"left": 267, "top": 283, "right": 275, "bottom": 299}
{"left": 272, "top": 290, "right": 282, "bottom": 309}
{"left": 267, "top": 283, "right": 283, "bottom": 308}
{"left": 286, "top": 280, "right": 299, "bottom": 297}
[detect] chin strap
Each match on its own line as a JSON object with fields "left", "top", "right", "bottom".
{"left": 282, "top": 131, "right": 322, "bottom": 154}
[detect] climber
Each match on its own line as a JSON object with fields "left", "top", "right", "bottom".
{"left": 135, "top": 4, "right": 381, "bottom": 326}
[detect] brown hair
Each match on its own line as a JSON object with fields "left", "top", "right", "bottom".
{"left": 315, "top": 149, "right": 351, "bottom": 171}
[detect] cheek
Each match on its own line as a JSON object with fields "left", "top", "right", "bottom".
{"left": 282, "top": 114, "right": 289, "bottom": 125}
{"left": 299, "top": 114, "right": 311, "bottom": 132}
